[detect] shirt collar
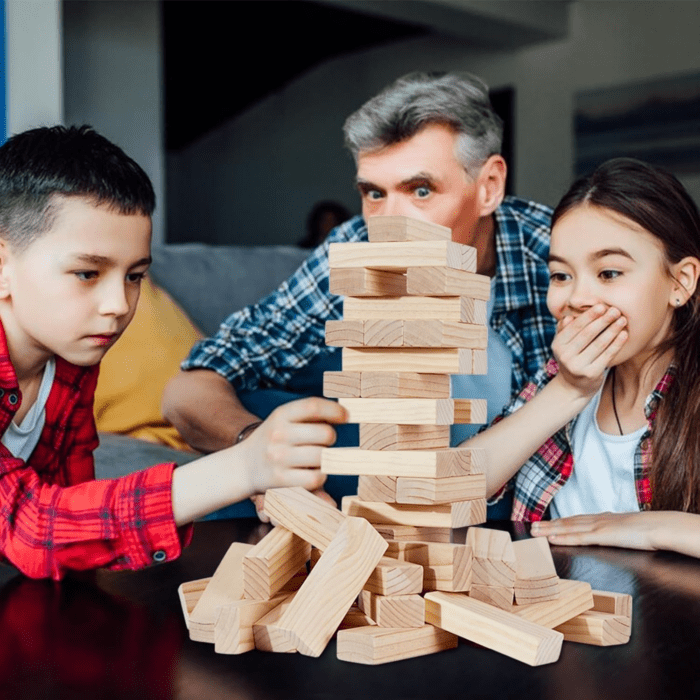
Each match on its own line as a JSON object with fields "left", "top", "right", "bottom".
{"left": 0, "top": 321, "right": 19, "bottom": 391}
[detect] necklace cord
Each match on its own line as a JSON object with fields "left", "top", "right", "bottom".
{"left": 611, "top": 367, "right": 624, "bottom": 435}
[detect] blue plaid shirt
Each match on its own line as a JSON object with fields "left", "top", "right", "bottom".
{"left": 182, "top": 196, "right": 556, "bottom": 397}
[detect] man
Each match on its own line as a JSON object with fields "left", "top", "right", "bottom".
{"left": 162, "top": 71, "right": 556, "bottom": 517}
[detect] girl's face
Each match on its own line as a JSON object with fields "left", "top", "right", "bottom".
{"left": 547, "top": 205, "right": 679, "bottom": 366}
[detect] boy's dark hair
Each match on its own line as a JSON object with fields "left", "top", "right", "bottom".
{"left": 0, "top": 125, "right": 155, "bottom": 251}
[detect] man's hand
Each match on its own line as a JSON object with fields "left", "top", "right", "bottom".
{"left": 551, "top": 304, "right": 628, "bottom": 399}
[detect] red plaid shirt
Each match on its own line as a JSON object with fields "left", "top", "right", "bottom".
{"left": 0, "top": 324, "right": 191, "bottom": 580}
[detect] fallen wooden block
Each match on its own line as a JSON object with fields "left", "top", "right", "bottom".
{"left": 343, "top": 296, "right": 486, "bottom": 324}
{"left": 554, "top": 589, "right": 632, "bottom": 646}
{"left": 425, "top": 591, "right": 563, "bottom": 666}
{"left": 374, "top": 524, "right": 452, "bottom": 543}
{"left": 367, "top": 215, "right": 452, "bottom": 243}
{"left": 510, "top": 579, "right": 594, "bottom": 629}
{"left": 343, "top": 495, "right": 486, "bottom": 529}
{"left": 512, "top": 537, "right": 560, "bottom": 604}
{"left": 466, "top": 527, "right": 517, "bottom": 588}
{"left": 338, "top": 398, "right": 487, "bottom": 425}
{"left": 328, "top": 240, "right": 476, "bottom": 273}
{"left": 514, "top": 578, "right": 561, "bottom": 605}
{"left": 323, "top": 370, "right": 362, "bottom": 398}
{"left": 395, "top": 473, "right": 487, "bottom": 505}
{"left": 342, "top": 348, "right": 485, "bottom": 375}
{"left": 322, "top": 446, "right": 480, "bottom": 478}
{"left": 337, "top": 624, "right": 458, "bottom": 665}
{"left": 469, "top": 583, "right": 514, "bottom": 610}
{"left": 262, "top": 486, "right": 345, "bottom": 550}
{"left": 178, "top": 577, "right": 210, "bottom": 631}
{"left": 329, "top": 267, "right": 407, "bottom": 297}
{"left": 266, "top": 516, "right": 388, "bottom": 657}
{"left": 242, "top": 526, "right": 311, "bottom": 600}
{"left": 360, "top": 423, "right": 451, "bottom": 451}
{"left": 405, "top": 266, "right": 491, "bottom": 300}
{"left": 339, "top": 605, "right": 376, "bottom": 630}
{"left": 358, "top": 590, "right": 425, "bottom": 628}
{"left": 363, "top": 556, "right": 424, "bottom": 596}
{"left": 253, "top": 599, "right": 296, "bottom": 653}
{"left": 591, "top": 590, "right": 633, "bottom": 617}
{"left": 360, "top": 372, "right": 450, "bottom": 399}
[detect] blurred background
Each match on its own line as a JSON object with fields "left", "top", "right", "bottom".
{"left": 3, "top": 0, "right": 700, "bottom": 247}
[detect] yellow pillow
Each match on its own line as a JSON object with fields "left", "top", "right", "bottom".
{"left": 94, "top": 276, "right": 202, "bottom": 451}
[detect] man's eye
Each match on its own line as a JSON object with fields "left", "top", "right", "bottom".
{"left": 415, "top": 186, "right": 431, "bottom": 198}
{"left": 366, "top": 190, "right": 383, "bottom": 201}
{"left": 75, "top": 271, "right": 98, "bottom": 281}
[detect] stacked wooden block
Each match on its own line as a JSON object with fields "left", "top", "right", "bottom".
{"left": 177, "top": 216, "right": 632, "bottom": 664}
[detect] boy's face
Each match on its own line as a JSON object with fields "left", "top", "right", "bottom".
{"left": 0, "top": 197, "right": 151, "bottom": 370}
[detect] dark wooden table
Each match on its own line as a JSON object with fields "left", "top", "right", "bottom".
{"left": 0, "top": 518, "right": 699, "bottom": 700}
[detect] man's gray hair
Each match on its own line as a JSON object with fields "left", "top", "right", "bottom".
{"left": 343, "top": 72, "right": 503, "bottom": 176}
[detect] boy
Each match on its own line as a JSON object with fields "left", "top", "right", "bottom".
{"left": 0, "top": 125, "right": 344, "bottom": 580}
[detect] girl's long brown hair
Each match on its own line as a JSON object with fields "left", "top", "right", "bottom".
{"left": 552, "top": 158, "right": 700, "bottom": 512}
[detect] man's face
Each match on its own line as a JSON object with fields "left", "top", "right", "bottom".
{"left": 355, "top": 124, "right": 483, "bottom": 246}
{"left": 0, "top": 197, "right": 152, "bottom": 371}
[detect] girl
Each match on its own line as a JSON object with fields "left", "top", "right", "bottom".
{"left": 466, "top": 157, "right": 700, "bottom": 557}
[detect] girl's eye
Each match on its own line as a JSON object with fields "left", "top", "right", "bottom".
{"left": 549, "top": 271, "right": 570, "bottom": 283}
{"left": 75, "top": 271, "right": 98, "bottom": 281}
{"left": 600, "top": 270, "right": 621, "bottom": 281}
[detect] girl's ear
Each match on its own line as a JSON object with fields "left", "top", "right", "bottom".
{"left": 670, "top": 256, "right": 700, "bottom": 307}
{"left": 476, "top": 155, "right": 507, "bottom": 217}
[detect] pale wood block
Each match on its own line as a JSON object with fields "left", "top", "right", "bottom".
{"left": 328, "top": 240, "right": 476, "bottom": 272}
{"left": 342, "top": 495, "right": 486, "bottom": 528}
{"left": 395, "top": 473, "right": 487, "bottom": 505}
{"left": 469, "top": 583, "right": 514, "bottom": 610}
{"left": 325, "top": 320, "right": 365, "bottom": 347}
{"left": 514, "top": 578, "right": 561, "bottom": 605}
{"left": 363, "top": 319, "right": 404, "bottom": 347}
{"left": 405, "top": 266, "right": 491, "bottom": 300}
{"left": 214, "top": 593, "right": 291, "bottom": 654}
{"left": 338, "top": 398, "right": 486, "bottom": 425}
{"left": 269, "top": 516, "right": 388, "bottom": 657}
{"left": 358, "top": 590, "right": 425, "bottom": 628}
{"left": 322, "top": 446, "right": 478, "bottom": 478}
{"left": 344, "top": 296, "right": 486, "bottom": 324}
{"left": 177, "top": 577, "right": 211, "bottom": 630}
{"left": 262, "top": 486, "right": 345, "bottom": 551}
{"left": 323, "top": 371, "right": 361, "bottom": 398}
{"left": 360, "top": 372, "right": 450, "bottom": 398}
{"left": 423, "top": 564, "right": 472, "bottom": 593}
{"left": 466, "top": 527, "right": 517, "bottom": 588}
{"left": 190, "top": 542, "right": 253, "bottom": 626}
{"left": 242, "top": 526, "right": 311, "bottom": 600}
{"left": 339, "top": 605, "right": 376, "bottom": 630}
{"left": 510, "top": 579, "right": 594, "bottom": 629}
{"left": 367, "top": 215, "right": 452, "bottom": 242}
{"left": 554, "top": 609, "right": 631, "bottom": 646}
{"left": 374, "top": 524, "right": 452, "bottom": 543}
{"left": 360, "top": 423, "right": 451, "bottom": 451}
{"left": 472, "top": 349, "right": 488, "bottom": 375}
{"left": 329, "top": 267, "right": 406, "bottom": 296}
{"left": 425, "top": 591, "right": 563, "bottom": 666}
{"left": 402, "top": 320, "right": 488, "bottom": 349}
{"left": 364, "top": 556, "right": 424, "bottom": 596}
{"left": 337, "top": 624, "right": 458, "bottom": 665}
{"left": 591, "top": 590, "right": 633, "bottom": 617}
{"left": 188, "top": 621, "right": 215, "bottom": 644}
{"left": 358, "top": 475, "right": 397, "bottom": 502}
{"left": 512, "top": 537, "right": 558, "bottom": 580}
{"left": 343, "top": 347, "right": 475, "bottom": 374}
{"left": 253, "top": 599, "right": 296, "bottom": 652}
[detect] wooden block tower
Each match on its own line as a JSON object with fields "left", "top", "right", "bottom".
{"left": 321, "top": 215, "right": 490, "bottom": 542}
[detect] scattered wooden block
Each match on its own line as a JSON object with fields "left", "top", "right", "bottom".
{"left": 242, "top": 526, "right": 311, "bottom": 600}
{"left": 178, "top": 577, "right": 210, "bottom": 631}
{"left": 322, "top": 446, "right": 479, "bottom": 478}
{"left": 405, "top": 266, "right": 491, "bottom": 300}
{"left": 343, "top": 296, "right": 486, "bottom": 324}
{"left": 466, "top": 527, "right": 517, "bottom": 588}
{"left": 512, "top": 537, "right": 560, "bottom": 605}
{"left": 360, "top": 372, "right": 450, "bottom": 399}
{"left": 328, "top": 240, "right": 476, "bottom": 273}
{"left": 252, "top": 598, "right": 296, "bottom": 653}
{"left": 360, "top": 423, "right": 451, "bottom": 451}
{"left": 510, "top": 579, "right": 594, "bottom": 629}
{"left": 591, "top": 590, "right": 633, "bottom": 617}
{"left": 338, "top": 398, "right": 486, "bottom": 425}
{"left": 323, "top": 371, "right": 362, "bottom": 398}
{"left": 386, "top": 541, "right": 473, "bottom": 592}
{"left": 342, "top": 348, "right": 484, "bottom": 374}
{"left": 367, "top": 215, "right": 452, "bottom": 242}
{"left": 336, "top": 624, "right": 458, "bottom": 665}
{"left": 396, "top": 473, "right": 487, "bottom": 505}
{"left": 425, "top": 591, "right": 563, "bottom": 666}
{"left": 469, "top": 583, "right": 514, "bottom": 610}
{"left": 339, "top": 605, "right": 376, "bottom": 630}
{"left": 262, "top": 487, "right": 345, "bottom": 551}
{"left": 364, "top": 556, "right": 424, "bottom": 596}
{"left": 342, "top": 495, "right": 486, "bottom": 529}
{"left": 266, "top": 516, "right": 388, "bottom": 657}
{"left": 402, "top": 320, "right": 488, "bottom": 349}
{"left": 374, "top": 524, "right": 452, "bottom": 543}
{"left": 329, "top": 267, "right": 406, "bottom": 297}
{"left": 514, "top": 578, "right": 561, "bottom": 605}
{"left": 358, "top": 590, "right": 425, "bottom": 628}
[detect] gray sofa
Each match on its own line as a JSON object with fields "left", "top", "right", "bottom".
{"left": 93, "top": 242, "right": 312, "bottom": 480}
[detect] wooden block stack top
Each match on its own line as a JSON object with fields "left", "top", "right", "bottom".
{"left": 177, "top": 216, "right": 632, "bottom": 666}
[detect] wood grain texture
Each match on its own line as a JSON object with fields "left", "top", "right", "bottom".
{"left": 342, "top": 347, "right": 482, "bottom": 374}
{"left": 360, "top": 373, "right": 450, "bottom": 399}
{"left": 367, "top": 215, "right": 452, "bottom": 242}
{"left": 358, "top": 590, "right": 425, "bottom": 628}
{"left": 359, "top": 423, "right": 451, "bottom": 451}
{"left": 329, "top": 267, "right": 406, "bottom": 296}
{"left": 338, "top": 398, "right": 487, "bottom": 425}
{"left": 395, "top": 473, "right": 487, "bottom": 505}
{"left": 363, "top": 556, "right": 424, "bottom": 596}
{"left": 466, "top": 527, "right": 517, "bottom": 588}
{"left": 343, "top": 296, "right": 486, "bottom": 324}
{"left": 510, "top": 579, "right": 594, "bottom": 629}
{"left": 323, "top": 371, "right": 362, "bottom": 398}
{"left": 405, "top": 266, "right": 491, "bottom": 299}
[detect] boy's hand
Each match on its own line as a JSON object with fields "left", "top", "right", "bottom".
{"left": 237, "top": 397, "right": 347, "bottom": 497}
{"left": 551, "top": 304, "right": 627, "bottom": 398}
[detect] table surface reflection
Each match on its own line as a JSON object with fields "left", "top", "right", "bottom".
{"left": 0, "top": 518, "right": 699, "bottom": 700}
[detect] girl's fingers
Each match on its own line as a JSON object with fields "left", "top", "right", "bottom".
{"left": 280, "top": 467, "right": 327, "bottom": 491}
{"left": 575, "top": 317, "right": 627, "bottom": 368}
{"left": 276, "top": 397, "right": 347, "bottom": 425}
{"left": 559, "top": 307, "right": 622, "bottom": 356}
{"left": 275, "top": 422, "right": 338, "bottom": 448}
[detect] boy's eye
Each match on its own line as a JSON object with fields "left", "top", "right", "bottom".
{"left": 75, "top": 270, "right": 98, "bottom": 281}
{"left": 600, "top": 270, "right": 621, "bottom": 281}
{"left": 127, "top": 271, "right": 147, "bottom": 283}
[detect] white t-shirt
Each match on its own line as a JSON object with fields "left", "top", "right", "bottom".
{"left": 550, "top": 380, "right": 644, "bottom": 519}
{"left": 1, "top": 358, "right": 56, "bottom": 461}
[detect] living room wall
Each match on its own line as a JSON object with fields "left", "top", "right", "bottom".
{"left": 166, "top": 0, "right": 700, "bottom": 246}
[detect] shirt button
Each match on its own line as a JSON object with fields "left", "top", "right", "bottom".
{"left": 152, "top": 550, "right": 167, "bottom": 563}
{"left": 7, "top": 393, "right": 18, "bottom": 405}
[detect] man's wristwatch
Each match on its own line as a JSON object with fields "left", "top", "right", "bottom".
{"left": 235, "top": 421, "right": 262, "bottom": 444}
